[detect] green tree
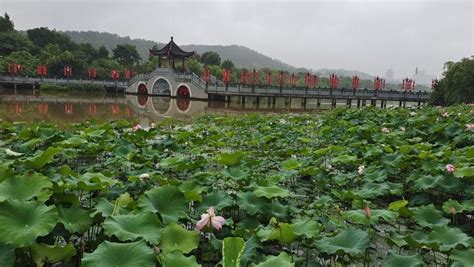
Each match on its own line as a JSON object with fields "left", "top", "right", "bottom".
{"left": 77, "top": 43, "right": 98, "bottom": 63}
{"left": 97, "top": 45, "right": 109, "bottom": 59}
{"left": 4, "top": 51, "right": 38, "bottom": 76}
{"left": 186, "top": 58, "right": 203, "bottom": 75}
{"left": 45, "top": 50, "right": 87, "bottom": 78}
{"left": 112, "top": 44, "right": 141, "bottom": 66}
{"left": 221, "top": 59, "right": 234, "bottom": 69}
{"left": 201, "top": 51, "right": 221, "bottom": 66}
{"left": 430, "top": 56, "right": 474, "bottom": 106}
{"left": 91, "top": 58, "right": 123, "bottom": 80}
{"left": 0, "top": 13, "right": 14, "bottom": 32}
{"left": 27, "top": 27, "right": 77, "bottom": 53}
{"left": 0, "top": 31, "right": 34, "bottom": 56}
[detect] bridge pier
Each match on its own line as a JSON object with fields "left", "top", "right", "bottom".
{"left": 357, "top": 99, "right": 361, "bottom": 108}
{"left": 371, "top": 99, "right": 376, "bottom": 106}
{"left": 301, "top": 98, "right": 307, "bottom": 110}
{"left": 317, "top": 98, "right": 321, "bottom": 109}
{"left": 362, "top": 99, "right": 366, "bottom": 106}
{"left": 331, "top": 98, "right": 336, "bottom": 108}
{"left": 285, "top": 97, "right": 290, "bottom": 109}
{"left": 347, "top": 99, "right": 352, "bottom": 107}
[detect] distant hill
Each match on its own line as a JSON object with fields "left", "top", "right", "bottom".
{"left": 63, "top": 30, "right": 375, "bottom": 78}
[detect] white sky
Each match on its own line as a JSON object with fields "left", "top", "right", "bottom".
{"left": 1, "top": 0, "right": 473, "bottom": 77}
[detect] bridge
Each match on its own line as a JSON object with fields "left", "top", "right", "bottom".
{"left": 125, "top": 68, "right": 430, "bottom": 108}
{"left": 0, "top": 76, "right": 128, "bottom": 90}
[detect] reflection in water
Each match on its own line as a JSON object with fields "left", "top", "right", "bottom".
{"left": 0, "top": 89, "right": 416, "bottom": 124}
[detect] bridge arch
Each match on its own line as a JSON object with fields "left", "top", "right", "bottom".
{"left": 150, "top": 97, "right": 172, "bottom": 115}
{"left": 176, "top": 83, "right": 192, "bottom": 98}
{"left": 150, "top": 77, "right": 172, "bottom": 96}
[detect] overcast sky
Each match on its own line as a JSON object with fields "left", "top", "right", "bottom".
{"left": 2, "top": 0, "right": 473, "bottom": 78}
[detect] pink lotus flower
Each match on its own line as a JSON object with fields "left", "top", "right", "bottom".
{"left": 446, "top": 164, "right": 455, "bottom": 174}
{"left": 381, "top": 127, "right": 390, "bottom": 134}
{"left": 132, "top": 124, "right": 142, "bottom": 132}
{"left": 196, "top": 207, "right": 226, "bottom": 231}
{"left": 364, "top": 205, "right": 371, "bottom": 218}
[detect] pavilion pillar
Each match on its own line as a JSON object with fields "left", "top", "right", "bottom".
{"left": 182, "top": 58, "right": 185, "bottom": 72}
{"left": 159, "top": 56, "right": 162, "bottom": 68}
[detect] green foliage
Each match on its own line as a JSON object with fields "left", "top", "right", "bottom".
{"left": 82, "top": 241, "right": 155, "bottom": 267}
{"left": 113, "top": 44, "right": 141, "bottom": 66}
{"left": 0, "top": 31, "right": 34, "bottom": 56}
{"left": 201, "top": 51, "right": 221, "bottom": 66}
{"left": 0, "top": 13, "right": 14, "bottom": 32}
{"left": 27, "top": 27, "right": 77, "bottom": 53}
{"left": 4, "top": 51, "right": 38, "bottom": 76}
{"left": 221, "top": 59, "right": 235, "bottom": 69}
{"left": 187, "top": 58, "right": 203, "bottom": 75}
{"left": 430, "top": 56, "right": 474, "bottom": 106}
{"left": 222, "top": 237, "right": 245, "bottom": 267}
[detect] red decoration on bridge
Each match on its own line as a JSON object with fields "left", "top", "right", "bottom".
{"left": 37, "top": 103, "right": 48, "bottom": 114}
{"left": 266, "top": 72, "right": 273, "bottom": 86}
{"left": 240, "top": 69, "right": 249, "bottom": 85}
{"left": 111, "top": 69, "right": 120, "bottom": 80}
{"left": 329, "top": 74, "right": 339, "bottom": 89}
{"left": 87, "top": 67, "right": 97, "bottom": 80}
{"left": 8, "top": 63, "right": 22, "bottom": 77}
{"left": 290, "top": 73, "right": 297, "bottom": 87}
{"left": 402, "top": 78, "right": 415, "bottom": 91}
{"left": 277, "top": 71, "right": 287, "bottom": 87}
{"left": 222, "top": 69, "right": 231, "bottom": 84}
{"left": 351, "top": 75, "right": 360, "bottom": 90}
{"left": 125, "top": 69, "right": 135, "bottom": 81}
{"left": 374, "top": 76, "right": 383, "bottom": 90}
{"left": 63, "top": 66, "right": 72, "bottom": 79}
{"left": 203, "top": 68, "right": 211, "bottom": 83}
{"left": 36, "top": 65, "right": 47, "bottom": 78}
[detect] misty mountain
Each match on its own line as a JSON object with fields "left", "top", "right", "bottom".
{"left": 63, "top": 30, "right": 375, "bottom": 78}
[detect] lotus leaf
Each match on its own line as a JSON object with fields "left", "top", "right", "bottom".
{"left": 160, "top": 222, "right": 199, "bottom": 253}
{"left": 0, "top": 172, "right": 52, "bottom": 202}
{"left": 315, "top": 228, "right": 370, "bottom": 256}
{"left": 103, "top": 212, "right": 163, "bottom": 244}
{"left": 31, "top": 243, "right": 76, "bottom": 266}
{"left": 381, "top": 252, "right": 424, "bottom": 267}
{"left": 138, "top": 186, "right": 189, "bottom": 224}
{"left": 412, "top": 204, "right": 450, "bottom": 228}
{"left": 0, "top": 200, "right": 58, "bottom": 247}
{"left": 83, "top": 240, "right": 155, "bottom": 267}
{"left": 222, "top": 237, "right": 245, "bottom": 267}
{"left": 160, "top": 250, "right": 201, "bottom": 267}
{"left": 252, "top": 252, "right": 294, "bottom": 267}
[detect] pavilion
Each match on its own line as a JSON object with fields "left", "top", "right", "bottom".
{"left": 149, "top": 37, "right": 194, "bottom": 70}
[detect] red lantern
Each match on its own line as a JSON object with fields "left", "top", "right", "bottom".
{"left": 88, "top": 67, "right": 97, "bottom": 79}
{"left": 202, "top": 68, "right": 211, "bottom": 83}
{"left": 63, "top": 66, "right": 72, "bottom": 78}
{"left": 111, "top": 69, "right": 120, "bottom": 80}
{"left": 266, "top": 72, "right": 273, "bottom": 86}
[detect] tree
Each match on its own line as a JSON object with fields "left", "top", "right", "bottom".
{"left": 186, "top": 58, "right": 203, "bottom": 75}
{"left": 201, "top": 51, "right": 221, "bottom": 66}
{"left": 0, "top": 31, "right": 34, "bottom": 56}
{"left": 45, "top": 50, "right": 87, "bottom": 78}
{"left": 77, "top": 43, "right": 98, "bottom": 63}
{"left": 97, "top": 45, "right": 109, "bottom": 59}
{"left": 4, "top": 51, "right": 38, "bottom": 76}
{"left": 0, "top": 13, "right": 14, "bottom": 32}
{"left": 27, "top": 27, "right": 77, "bottom": 53}
{"left": 430, "top": 56, "right": 474, "bottom": 106}
{"left": 91, "top": 58, "right": 123, "bottom": 80}
{"left": 112, "top": 44, "right": 141, "bottom": 66}
{"left": 221, "top": 59, "right": 234, "bottom": 69}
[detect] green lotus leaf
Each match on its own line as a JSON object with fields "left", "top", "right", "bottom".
{"left": 25, "top": 147, "right": 61, "bottom": 170}
{"left": 343, "top": 209, "right": 398, "bottom": 225}
{"left": 463, "top": 199, "right": 474, "bottom": 212}
{"left": 160, "top": 222, "right": 199, "bottom": 253}
{"left": 428, "top": 227, "right": 471, "bottom": 251}
{"left": 103, "top": 212, "right": 163, "bottom": 244}
{"left": 442, "top": 199, "right": 464, "bottom": 214}
{"left": 412, "top": 204, "right": 449, "bottom": 228}
{"left": 353, "top": 182, "right": 390, "bottom": 199}
{"left": 179, "top": 181, "right": 204, "bottom": 202}
{"left": 216, "top": 150, "right": 244, "bottom": 166}
{"left": 58, "top": 207, "right": 92, "bottom": 234}
{"left": 381, "top": 252, "right": 424, "bottom": 267}
{"left": 60, "top": 137, "right": 87, "bottom": 147}
{"left": 450, "top": 249, "right": 474, "bottom": 267}
{"left": 31, "top": 243, "right": 76, "bottom": 266}
{"left": 222, "top": 237, "right": 245, "bottom": 267}
{"left": 222, "top": 166, "right": 249, "bottom": 180}
{"left": 74, "top": 172, "right": 118, "bottom": 191}
{"left": 254, "top": 186, "right": 290, "bottom": 199}
{"left": 159, "top": 156, "right": 186, "bottom": 168}
{"left": 138, "top": 185, "right": 189, "bottom": 224}
{"left": 454, "top": 166, "right": 474, "bottom": 178}
{"left": 195, "top": 190, "right": 233, "bottom": 214}
{"left": 91, "top": 198, "right": 127, "bottom": 218}
{"left": 252, "top": 252, "right": 294, "bottom": 267}
{"left": 0, "top": 200, "right": 58, "bottom": 247}
{"left": 82, "top": 240, "right": 155, "bottom": 267}
{"left": 5, "top": 148, "right": 22, "bottom": 157}
{"left": 281, "top": 158, "right": 300, "bottom": 171}
{"left": 240, "top": 235, "right": 260, "bottom": 266}
{"left": 388, "top": 200, "right": 408, "bottom": 211}
{"left": 0, "top": 245, "right": 15, "bottom": 267}
{"left": 0, "top": 172, "right": 52, "bottom": 202}
{"left": 237, "top": 191, "right": 269, "bottom": 216}
{"left": 160, "top": 250, "right": 201, "bottom": 267}
{"left": 413, "top": 175, "right": 443, "bottom": 190}
{"left": 315, "top": 228, "right": 370, "bottom": 256}
{"left": 331, "top": 154, "right": 358, "bottom": 165}
{"left": 404, "top": 231, "right": 438, "bottom": 249}
{"left": 260, "top": 223, "right": 296, "bottom": 244}
{"left": 290, "top": 218, "right": 320, "bottom": 239}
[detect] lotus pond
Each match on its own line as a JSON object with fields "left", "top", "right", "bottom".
{"left": 0, "top": 105, "right": 473, "bottom": 267}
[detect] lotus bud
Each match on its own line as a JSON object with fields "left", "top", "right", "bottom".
{"left": 446, "top": 164, "right": 455, "bottom": 174}
{"left": 364, "top": 205, "right": 371, "bottom": 218}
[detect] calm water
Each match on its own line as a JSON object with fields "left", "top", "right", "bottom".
{"left": 0, "top": 87, "right": 415, "bottom": 125}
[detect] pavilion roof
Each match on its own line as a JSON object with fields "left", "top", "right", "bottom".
{"left": 149, "top": 37, "right": 194, "bottom": 58}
